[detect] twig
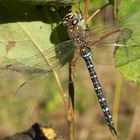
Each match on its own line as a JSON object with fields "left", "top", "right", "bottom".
{"left": 87, "top": 3, "right": 110, "bottom": 23}
{"left": 67, "top": 63, "right": 75, "bottom": 140}
{"left": 86, "top": 0, "right": 116, "bottom": 23}
{"left": 84, "top": 0, "right": 90, "bottom": 21}
{"left": 68, "top": 63, "right": 75, "bottom": 109}
{"left": 111, "top": 73, "right": 122, "bottom": 140}
{"left": 53, "top": 70, "right": 69, "bottom": 114}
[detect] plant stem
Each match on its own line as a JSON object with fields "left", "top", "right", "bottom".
{"left": 84, "top": 0, "right": 90, "bottom": 20}
{"left": 67, "top": 63, "right": 75, "bottom": 140}
{"left": 111, "top": 72, "right": 122, "bottom": 140}
{"left": 53, "top": 70, "right": 69, "bottom": 112}
{"left": 87, "top": 3, "right": 110, "bottom": 23}
{"left": 69, "top": 63, "right": 75, "bottom": 109}
{"left": 68, "top": 117, "right": 74, "bottom": 140}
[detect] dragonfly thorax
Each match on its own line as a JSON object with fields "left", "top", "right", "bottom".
{"left": 73, "top": 36, "right": 87, "bottom": 49}
{"left": 66, "top": 25, "right": 85, "bottom": 38}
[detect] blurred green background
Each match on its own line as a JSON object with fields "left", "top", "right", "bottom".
{"left": 0, "top": 0, "right": 140, "bottom": 140}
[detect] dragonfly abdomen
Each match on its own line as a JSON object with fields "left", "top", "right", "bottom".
{"left": 80, "top": 48, "right": 117, "bottom": 135}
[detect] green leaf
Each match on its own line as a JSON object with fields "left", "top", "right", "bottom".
{"left": 115, "top": 1, "right": 140, "bottom": 85}
{"left": 0, "top": 0, "right": 71, "bottom": 75}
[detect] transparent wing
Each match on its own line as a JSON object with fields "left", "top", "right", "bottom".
{"left": 0, "top": 39, "right": 76, "bottom": 75}
{"left": 0, "top": 67, "right": 49, "bottom": 99}
{"left": 88, "top": 31, "right": 122, "bottom": 65}
{"left": 85, "top": 8, "right": 140, "bottom": 65}
{"left": 0, "top": 39, "right": 76, "bottom": 99}
{"left": 86, "top": 8, "right": 140, "bottom": 40}
{"left": 13, "top": 40, "right": 76, "bottom": 98}
{"left": 16, "top": 75, "right": 46, "bottom": 99}
{"left": 90, "top": 43, "right": 140, "bottom": 66}
{"left": 88, "top": 30, "right": 140, "bottom": 66}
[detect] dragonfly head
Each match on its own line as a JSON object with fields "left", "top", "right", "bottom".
{"left": 63, "top": 12, "right": 80, "bottom": 29}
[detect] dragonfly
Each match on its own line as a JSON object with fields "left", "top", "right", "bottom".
{"left": 62, "top": 12, "right": 118, "bottom": 135}
{"left": 0, "top": 7, "right": 140, "bottom": 135}
{"left": 61, "top": 9, "right": 140, "bottom": 135}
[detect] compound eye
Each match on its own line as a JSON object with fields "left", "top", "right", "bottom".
{"left": 72, "top": 18, "right": 79, "bottom": 25}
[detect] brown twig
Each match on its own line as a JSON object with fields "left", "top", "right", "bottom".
{"left": 53, "top": 71, "right": 69, "bottom": 114}
{"left": 87, "top": 3, "right": 110, "bottom": 23}
{"left": 68, "top": 63, "right": 75, "bottom": 109}
{"left": 67, "top": 62, "right": 75, "bottom": 140}
{"left": 84, "top": 0, "right": 90, "bottom": 21}
{"left": 111, "top": 73, "right": 122, "bottom": 140}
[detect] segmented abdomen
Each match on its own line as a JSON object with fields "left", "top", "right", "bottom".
{"left": 80, "top": 48, "right": 117, "bottom": 135}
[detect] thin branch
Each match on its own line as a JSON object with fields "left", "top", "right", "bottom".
{"left": 67, "top": 62, "right": 75, "bottom": 140}
{"left": 53, "top": 70, "right": 69, "bottom": 115}
{"left": 84, "top": 0, "right": 90, "bottom": 21}
{"left": 111, "top": 73, "right": 122, "bottom": 140}
{"left": 68, "top": 63, "right": 75, "bottom": 109}
{"left": 87, "top": 2, "right": 110, "bottom": 23}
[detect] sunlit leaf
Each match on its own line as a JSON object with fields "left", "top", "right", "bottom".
{"left": 115, "top": 1, "right": 140, "bottom": 84}
{"left": 0, "top": 0, "right": 71, "bottom": 75}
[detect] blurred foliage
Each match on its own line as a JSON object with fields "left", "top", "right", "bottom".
{"left": 19, "top": 0, "right": 81, "bottom": 6}
{"left": 0, "top": 0, "right": 140, "bottom": 140}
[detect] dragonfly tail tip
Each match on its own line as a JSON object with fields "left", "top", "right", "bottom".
{"left": 110, "top": 127, "right": 117, "bottom": 136}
